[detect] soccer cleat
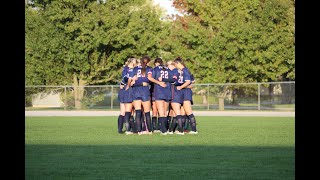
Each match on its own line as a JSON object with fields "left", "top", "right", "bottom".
{"left": 188, "top": 131, "right": 198, "bottom": 135}
{"left": 175, "top": 131, "right": 184, "bottom": 135}
{"left": 145, "top": 131, "right": 153, "bottom": 135}
{"left": 138, "top": 131, "right": 149, "bottom": 135}
{"left": 160, "top": 132, "right": 167, "bottom": 135}
{"left": 125, "top": 131, "right": 133, "bottom": 135}
{"left": 167, "top": 131, "right": 173, "bottom": 135}
{"left": 153, "top": 130, "right": 161, "bottom": 133}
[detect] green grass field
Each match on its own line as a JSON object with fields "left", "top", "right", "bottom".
{"left": 25, "top": 116, "right": 295, "bottom": 180}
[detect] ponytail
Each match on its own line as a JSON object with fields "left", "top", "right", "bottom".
{"left": 141, "top": 55, "right": 151, "bottom": 76}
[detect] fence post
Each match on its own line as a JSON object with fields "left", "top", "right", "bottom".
{"left": 207, "top": 84, "right": 210, "bottom": 110}
{"left": 64, "top": 86, "right": 67, "bottom": 110}
{"left": 111, "top": 86, "right": 113, "bottom": 109}
{"left": 258, "top": 83, "right": 261, "bottom": 111}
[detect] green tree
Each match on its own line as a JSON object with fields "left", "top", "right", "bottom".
{"left": 25, "top": 0, "right": 164, "bottom": 109}
{"left": 168, "top": 0, "right": 294, "bottom": 83}
{"left": 165, "top": 0, "right": 294, "bottom": 109}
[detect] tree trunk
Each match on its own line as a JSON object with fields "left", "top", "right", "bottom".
{"left": 73, "top": 74, "right": 86, "bottom": 110}
{"left": 202, "top": 95, "right": 208, "bottom": 105}
{"left": 218, "top": 97, "right": 224, "bottom": 110}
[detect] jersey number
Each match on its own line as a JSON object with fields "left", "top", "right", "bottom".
{"left": 178, "top": 72, "right": 183, "bottom": 83}
{"left": 137, "top": 69, "right": 142, "bottom": 77}
{"left": 160, "top": 71, "right": 168, "bottom": 79}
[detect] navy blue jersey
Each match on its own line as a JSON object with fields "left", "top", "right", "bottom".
{"left": 120, "top": 66, "right": 133, "bottom": 85}
{"left": 181, "top": 67, "right": 193, "bottom": 104}
{"left": 129, "top": 65, "right": 152, "bottom": 84}
{"left": 118, "top": 66, "right": 134, "bottom": 103}
{"left": 181, "top": 67, "right": 192, "bottom": 85}
{"left": 150, "top": 65, "right": 172, "bottom": 101}
{"left": 129, "top": 65, "right": 152, "bottom": 101}
{"left": 190, "top": 74, "right": 195, "bottom": 83}
{"left": 169, "top": 68, "right": 182, "bottom": 86}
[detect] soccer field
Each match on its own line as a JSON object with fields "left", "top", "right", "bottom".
{"left": 25, "top": 116, "right": 294, "bottom": 180}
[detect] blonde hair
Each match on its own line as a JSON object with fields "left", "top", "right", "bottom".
{"left": 136, "top": 58, "right": 142, "bottom": 66}
{"left": 125, "top": 57, "right": 137, "bottom": 68}
{"left": 166, "top": 60, "right": 175, "bottom": 66}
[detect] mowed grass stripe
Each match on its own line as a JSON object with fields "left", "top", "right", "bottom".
{"left": 26, "top": 116, "right": 294, "bottom": 180}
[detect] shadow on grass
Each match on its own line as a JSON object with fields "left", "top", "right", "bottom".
{"left": 26, "top": 145, "right": 294, "bottom": 180}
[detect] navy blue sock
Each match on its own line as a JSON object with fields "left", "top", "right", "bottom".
{"left": 184, "top": 116, "right": 189, "bottom": 130}
{"left": 141, "top": 113, "right": 146, "bottom": 131}
{"left": 135, "top": 110, "right": 142, "bottom": 132}
{"left": 145, "top": 112, "right": 151, "bottom": 132}
{"left": 169, "top": 116, "right": 177, "bottom": 132}
{"left": 152, "top": 117, "right": 157, "bottom": 131}
{"left": 124, "top": 112, "right": 131, "bottom": 132}
{"left": 177, "top": 115, "right": 183, "bottom": 132}
{"left": 187, "top": 114, "right": 197, "bottom": 132}
{"left": 166, "top": 116, "right": 172, "bottom": 130}
{"left": 159, "top": 117, "right": 167, "bottom": 133}
{"left": 117, "top": 115, "right": 124, "bottom": 133}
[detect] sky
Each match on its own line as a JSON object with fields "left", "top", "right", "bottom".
{"left": 152, "top": 0, "right": 179, "bottom": 15}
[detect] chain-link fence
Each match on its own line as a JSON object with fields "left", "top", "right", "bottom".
{"left": 25, "top": 81, "right": 295, "bottom": 111}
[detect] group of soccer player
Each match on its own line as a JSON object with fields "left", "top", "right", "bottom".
{"left": 117, "top": 55, "right": 198, "bottom": 135}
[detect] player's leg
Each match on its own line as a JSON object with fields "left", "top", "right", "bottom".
{"left": 132, "top": 100, "right": 143, "bottom": 133}
{"left": 156, "top": 100, "right": 167, "bottom": 134}
{"left": 166, "top": 102, "right": 172, "bottom": 130}
{"left": 124, "top": 102, "right": 134, "bottom": 135}
{"left": 142, "top": 100, "right": 152, "bottom": 134}
{"left": 169, "top": 102, "right": 183, "bottom": 134}
{"left": 130, "top": 106, "right": 136, "bottom": 132}
{"left": 151, "top": 100, "right": 159, "bottom": 132}
{"left": 118, "top": 103, "right": 125, "bottom": 133}
{"left": 183, "top": 100, "right": 198, "bottom": 134}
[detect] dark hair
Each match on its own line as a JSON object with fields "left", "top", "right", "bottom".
{"left": 141, "top": 55, "right": 151, "bottom": 75}
{"left": 174, "top": 56, "right": 182, "bottom": 63}
{"left": 174, "top": 56, "right": 186, "bottom": 67}
{"left": 154, "top": 57, "right": 163, "bottom": 65}
{"left": 154, "top": 57, "right": 166, "bottom": 70}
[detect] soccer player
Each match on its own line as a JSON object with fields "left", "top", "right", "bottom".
{"left": 149, "top": 60, "right": 160, "bottom": 133}
{"left": 120, "top": 57, "right": 138, "bottom": 135}
{"left": 117, "top": 61, "right": 129, "bottom": 133}
{"left": 162, "top": 60, "right": 185, "bottom": 135}
{"left": 174, "top": 57, "right": 198, "bottom": 134}
{"left": 126, "top": 56, "right": 153, "bottom": 135}
{"left": 148, "top": 58, "right": 171, "bottom": 135}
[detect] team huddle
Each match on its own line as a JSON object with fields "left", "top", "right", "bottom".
{"left": 117, "top": 56, "right": 198, "bottom": 135}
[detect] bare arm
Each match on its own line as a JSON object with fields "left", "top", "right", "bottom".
{"left": 125, "top": 78, "right": 133, "bottom": 90}
{"left": 177, "top": 80, "right": 191, "bottom": 90}
{"left": 148, "top": 74, "right": 166, "bottom": 87}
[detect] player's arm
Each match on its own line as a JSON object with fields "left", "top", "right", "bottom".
{"left": 177, "top": 68, "right": 191, "bottom": 90}
{"left": 160, "top": 72, "right": 177, "bottom": 83}
{"left": 177, "top": 80, "right": 191, "bottom": 90}
{"left": 187, "top": 74, "right": 195, "bottom": 88}
{"left": 134, "top": 80, "right": 149, "bottom": 87}
{"left": 147, "top": 69, "right": 166, "bottom": 87}
{"left": 125, "top": 69, "right": 136, "bottom": 90}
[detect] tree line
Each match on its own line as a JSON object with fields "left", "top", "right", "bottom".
{"left": 25, "top": 0, "right": 294, "bottom": 109}
{"left": 26, "top": 0, "right": 294, "bottom": 85}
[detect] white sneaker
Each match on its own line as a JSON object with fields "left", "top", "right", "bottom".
{"left": 167, "top": 131, "right": 173, "bottom": 135}
{"left": 160, "top": 132, "right": 167, "bottom": 135}
{"left": 188, "top": 131, "right": 198, "bottom": 135}
{"left": 175, "top": 132, "right": 184, "bottom": 135}
{"left": 125, "top": 131, "right": 133, "bottom": 135}
{"left": 145, "top": 131, "right": 153, "bottom": 135}
{"left": 153, "top": 130, "right": 161, "bottom": 133}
